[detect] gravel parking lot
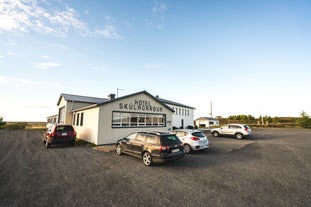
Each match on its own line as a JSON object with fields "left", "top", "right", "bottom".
{"left": 0, "top": 128, "right": 310, "bottom": 207}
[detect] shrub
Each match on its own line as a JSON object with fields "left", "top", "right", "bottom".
{"left": 298, "top": 111, "right": 311, "bottom": 129}
{"left": 4, "top": 122, "right": 28, "bottom": 130}
{"left": 0, "top": 116, "right": 6, "bottom": 129}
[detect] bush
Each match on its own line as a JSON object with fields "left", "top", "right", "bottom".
{"left": 4, "top": 122, "right": 28, "bottom": 130}
{"left": 298, "top": 111, "right": 311, "bottom": 129}
{"left": 0, "top": 116, "right": 6, "bottom": 129}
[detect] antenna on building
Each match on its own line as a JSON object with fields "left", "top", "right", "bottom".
{"left": 117, "top": 88, "right": 124, "bottom": 98}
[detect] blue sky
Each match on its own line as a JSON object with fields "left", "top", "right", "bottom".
{"left": 1, "top": 0, "right": 310, "bottom": 121}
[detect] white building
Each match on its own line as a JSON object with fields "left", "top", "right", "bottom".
{"left": 155, "top": 96, "right": 195, "bottom": 129}
{"left": 51, "top": 90, "right": 195, "bottom": 145}
{"left": 195, "top": 117, "right": 219, "bottom": 128}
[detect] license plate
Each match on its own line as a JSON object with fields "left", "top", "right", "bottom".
{"left": 62, "top": 132, "right": 67, "bottom": 136}
{"left": 172, "top": 149, "right": 180, "bottom": 153}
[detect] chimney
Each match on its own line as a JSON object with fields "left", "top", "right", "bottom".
{"left": 108, "top": 93, "right": 116, "bottom": 100}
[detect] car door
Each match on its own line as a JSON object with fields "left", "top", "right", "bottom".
{"left": 121, "top": 133, "right": 137, "bottom": 154}
{"left": 130, "top": 133, "right": 146, "bottom": 157}
{"left": 219, "top": 125, "right": 231, "bottom": 135}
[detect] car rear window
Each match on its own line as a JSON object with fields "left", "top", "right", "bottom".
{"left": 55, "top": 126, "right": 74, "bottom": 132}
{"left": 161, "top": 135, "right": 182, "bottom": 145}
{"left": 191, "top": 132, "right": 205, "bottom": 137}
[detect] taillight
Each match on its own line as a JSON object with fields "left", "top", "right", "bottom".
{"left": 191, "top": 137, "right": 200, "bottom": 141}
{"left": 49, "top": 132, "right": 55, "bottom": 137}
{"left": 159, "top": 145, "right": 170, "bottom": 151}
{"left": 73, "top": 131, "right": 77, "bottom": 136}
{"left": 244, "top": 127, "right": 249, "bottom": 132}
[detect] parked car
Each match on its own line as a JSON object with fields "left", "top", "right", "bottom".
{"left": 42, "top": 124, "right": 76, "bottom": 148}
{"left": 171, "top": 129, "right": 209, "bottom": 154}
{"left": 116, "top": 131, "right": 185, "bottom": 166}
{"left": 211, "top": 124, "right": 252, "bottom": 139}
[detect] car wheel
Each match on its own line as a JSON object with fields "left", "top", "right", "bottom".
{"left": 235, "top": 133, "right": 243, "bottom": 139}
{"left": 142, "top": 152, "right": 153, "bottom": 166}
{"left": 184, "top": 144, "right": 192, "bottom": 154}
{"left": 116, "top": 144, "right": 123, "bottom": 155}
{"left": 212, "top": 131, "right": 220, "bottom": 137}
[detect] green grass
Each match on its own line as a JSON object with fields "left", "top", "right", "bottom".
{"left": 75, "top": 139, "right": 96, "bottom": 147}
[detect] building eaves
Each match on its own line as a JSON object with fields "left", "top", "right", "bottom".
{"left": 57, "top": 93, "right": 107, "bottom": 106}
{"left": 156, "top": 97, "right": 195, "bottom": 109}
{"left": 96, "top": 90, "right": 175, "bottom": 112}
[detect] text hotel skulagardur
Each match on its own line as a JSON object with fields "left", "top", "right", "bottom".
{"left": 118, "top": 99, "right": 163, "bottom": 112}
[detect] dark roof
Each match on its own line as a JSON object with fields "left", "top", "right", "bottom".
{"left": 57, "top": 91, "right": 194, "bottom": 112}
{"left": 156, "top": 97, "right": 195, "bottom": 109}
{"left": 57, "top": 93, "right": 107, "bottom": 106}
{"left": 196, "top": 117, "right": 219, "bottom": 121}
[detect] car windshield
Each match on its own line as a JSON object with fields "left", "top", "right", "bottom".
{"left": 55, "top": 126, "right": 74, "bottom": 132}
{"left": 191, "top": 132, "right": 205, "bottom": 138}
{"left": 161, "top": 135, "right": 182, "bottom": 145}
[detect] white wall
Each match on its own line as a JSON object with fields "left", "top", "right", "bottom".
{"left": 74, "top": 107, "right": 99, "bottom": 145}
{"left": 97, "top": 93, "right": 173, "bottom": 145}
{"left": 168, "top": 104, "right": 194, "bottom": 129}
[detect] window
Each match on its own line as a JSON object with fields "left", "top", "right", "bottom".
{"left": 76, "top": 113, "right": 80, "bottom": 126}
{"left": 73, "top": 114, "right": 76, "bottom": 125}
{"left": 138, "top": 114, "right": 146, "bottom": 126}
{"left": 125, "top": 133, "right": 137, "bottom": 140}
{"left": 55, "top": 125, "right": 74, "bottom": 132}
{"left": 58, "top": 107, "right": 65, "bottom": 123}
{"left": 176, "top": 131, "right": 187, "bottom": 137}
{"left": 146, "top": 114, "right": 152, "bottom": 126}
{"left": 112, "top": 112, "right": 166, "bottom": 128}
{"left": 146, "top": 135, "right": 158, "bottom": 144}
{"left": 135, "top": 134, "right": 146, "bottom": 142}
{"left": 80, "top": 112, "right": 84, "bottom": 126}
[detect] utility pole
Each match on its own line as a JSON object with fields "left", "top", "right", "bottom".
{"left": 210, "top": 101, "right": 213, "bottom": 118}
{"left": 117, "top": 88, "right": 124, "bottom": 98}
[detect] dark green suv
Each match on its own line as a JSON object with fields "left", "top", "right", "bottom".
{"left": 116, "top": 131, "right": 185, "bottom": 166}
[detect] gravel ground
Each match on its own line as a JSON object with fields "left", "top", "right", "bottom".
{"left": 0, "top": 128, "right": 310, "bottom": 207}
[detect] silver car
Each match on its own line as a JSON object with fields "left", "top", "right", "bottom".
{"left": 171, "top": 129, "right": 209, "bottom": 154}
{"left": 211, "top": 124, "right": 252, "bottom": 139}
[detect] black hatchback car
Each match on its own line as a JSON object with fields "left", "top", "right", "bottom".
{"left": 116, "top": 131, "right": 185, "bottom": 166}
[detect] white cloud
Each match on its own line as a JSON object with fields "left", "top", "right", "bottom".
{"left": 0, "top": 75, "right": 51, "bottom": 88}
{"left": 144, "top": 63, "right": 165, "bottom": 69}
{"left": 0, "top": 0, "right": 121, "bottom": 39}
{"left": 152, "top": 1, "right": 168, "bottom": 13}
{"left": 47, "top": 43, "right": 68, "bottom": 49}
{"left": 33, "top": 62, "right": 62, "bottom": 69}
{"left": 146, "top": 1, "right": 168, "bottom": 30}
{"left": 95, "top": 25, "right": 122, "bottom": 39}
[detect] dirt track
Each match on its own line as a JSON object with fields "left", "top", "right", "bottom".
{"left": 0, "top": 129, "right": 311, "bottom": 207}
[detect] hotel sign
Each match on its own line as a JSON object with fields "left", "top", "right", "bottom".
{"left": 119, "top": 99, "right": 163, "bottom": 112}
